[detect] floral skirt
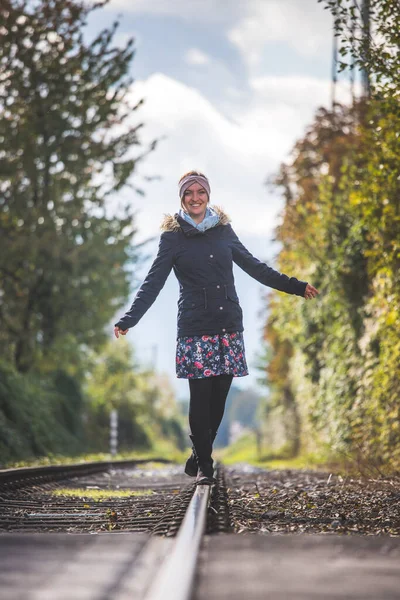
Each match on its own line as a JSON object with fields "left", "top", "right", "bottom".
{"left": 176, "top": 331, "right": 249, "bottom": 379}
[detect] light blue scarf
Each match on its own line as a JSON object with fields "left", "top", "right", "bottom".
{"left": 179, "top": 205, "right": 220, "bottom": 232}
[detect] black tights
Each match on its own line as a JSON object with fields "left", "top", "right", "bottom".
{"left": 188, "top": 374, "right": 233, "bottom": 438}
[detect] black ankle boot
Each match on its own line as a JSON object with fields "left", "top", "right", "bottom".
{"left": 189, "top": 429, "right": 216, "bottom": 485}
{"left": 185, "top": 429, "right": 218, "bottom": 477}
{"left": 184, "top": 449, "right": 197, "bottom": 477}
{"left": 196, "top": 460, "right": 215, "bottom": 484}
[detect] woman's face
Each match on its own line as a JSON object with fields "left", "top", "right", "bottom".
{"left": 181, "top": 182, "right": 208, "bottom": 220}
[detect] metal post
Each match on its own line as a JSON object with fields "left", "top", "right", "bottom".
{"left": 361, "top": 0, "right": 371, "bottom": 98}
{"left": 110, "top": 409, "right": 118, "bottom": 456}
{"left": 350, "top": 0, "right": 356, "bottom": 106}
{"left": 331, "top": 23, "right": 338, "bottom": 111}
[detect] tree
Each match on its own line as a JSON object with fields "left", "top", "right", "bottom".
{"left": 259, "top": 0, "right": 400, "bottom": 469}
{"left": 319, "top": 0, "right": 400, "bottom": 94}
{"left": 320, "top": 0, "right": 400, "bottom": 467}
{"left": 84, "top": 340, "right": 185, "bottom": 453}
{"left": 0, "top": 0, "right": 157, "bottom": 371}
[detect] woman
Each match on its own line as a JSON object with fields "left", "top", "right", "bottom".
{"left": 114, "top": 171, "right": 319, "bottom": 485}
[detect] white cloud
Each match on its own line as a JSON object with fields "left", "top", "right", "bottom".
{"left": 249, "top": 74, "right": 355, "bottom": 109}
{"left": 106, "top": 0, "right": 242, "bottom": 24}
{"left": 115, "top": 71, "right": 344, "bottom": 244}
{"left": 228, "top": 0, "right": 333, "bottom": 70}
{"left": 185, "top": 48, "right": 211, "bottom": 66}
{"left": 107, "top": 0, "right": 333, "bottom": 70}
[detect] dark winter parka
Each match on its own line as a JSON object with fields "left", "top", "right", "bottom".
{"left": 114, "top": 205, "right": 308, "bottom": 338}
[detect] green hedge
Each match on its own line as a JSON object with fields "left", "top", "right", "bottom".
{"left": 0, "top": 361, "right": 85, "bottom": 466}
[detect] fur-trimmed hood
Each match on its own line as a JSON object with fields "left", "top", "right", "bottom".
{"left": 160, "top": 204, "right": 231, "bottom": 232}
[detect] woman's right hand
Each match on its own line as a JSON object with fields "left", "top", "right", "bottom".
{"left": 304, "top": 283, "right": 319, "bottom": 300}
{"left": 114, "top": 326, "right": 129, "bottom": 338}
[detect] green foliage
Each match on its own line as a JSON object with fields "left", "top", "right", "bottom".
{"left": 319, "top": 0, "right": 400, "bottom": 90}
{"left": 0, "top": 360, "right": 85, "bottom": 465}
{"left": 0, "top": 340, "right": 187, "bottom": 464}
{"left": 0, "top": 0, "right": 156, "bottom": 372}
{"left": 260, "top": 0, "right": 400, "bottom": 471}
{"left": 218, "top": 430, "right": 334, "bottom": 471}
{"left": 83, "top": 340, "right": 186, "bottom": 454}
{"left": 51, "top": 368, "right": 85, "bottom": 435}
{"left": 0, "top": 2, "right": 186, "bottom": 466}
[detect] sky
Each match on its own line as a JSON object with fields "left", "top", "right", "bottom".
{"left": 86, "top": 0, "right": 355, "bottom": 402}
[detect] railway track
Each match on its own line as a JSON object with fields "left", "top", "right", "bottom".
{"left": 0, "top": 458, "right": 230, "bottom": 599}
{"left": 3, "top": 461, "right": 399, "bottom": 599}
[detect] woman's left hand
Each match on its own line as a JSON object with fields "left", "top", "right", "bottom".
{"left": 114, "top": 326, "right": 129, "bottom": 338}
{"left": 304, "top": 283, "right": 319, "bottom": 300}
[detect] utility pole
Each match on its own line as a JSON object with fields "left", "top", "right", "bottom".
{"left": 350, "top": 0, "right": 356, "bottom": 106}
{"left": 331, "top": 23, "right": 338, "bottom": 111}
{"left": 361, "top": 0, "right": 371, "bottom": 98}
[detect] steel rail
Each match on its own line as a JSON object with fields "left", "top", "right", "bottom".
{"left": 144, "top": 482, "right": 212, "bottom": 600}
{"left": 0, "top": 459, "right": 197, "bottom": 536}
{"left": 0, "top": 457, "right": 172, "bottom": 488}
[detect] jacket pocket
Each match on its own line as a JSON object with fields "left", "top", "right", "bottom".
{"left": 225, "top": 290, "right": 243, "bottom": 323}
{"left": 178, "top": 291, "right": 207, "bottom": 331}
{"left": 180, "top": 290, "right": 206, "bottom": 310}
